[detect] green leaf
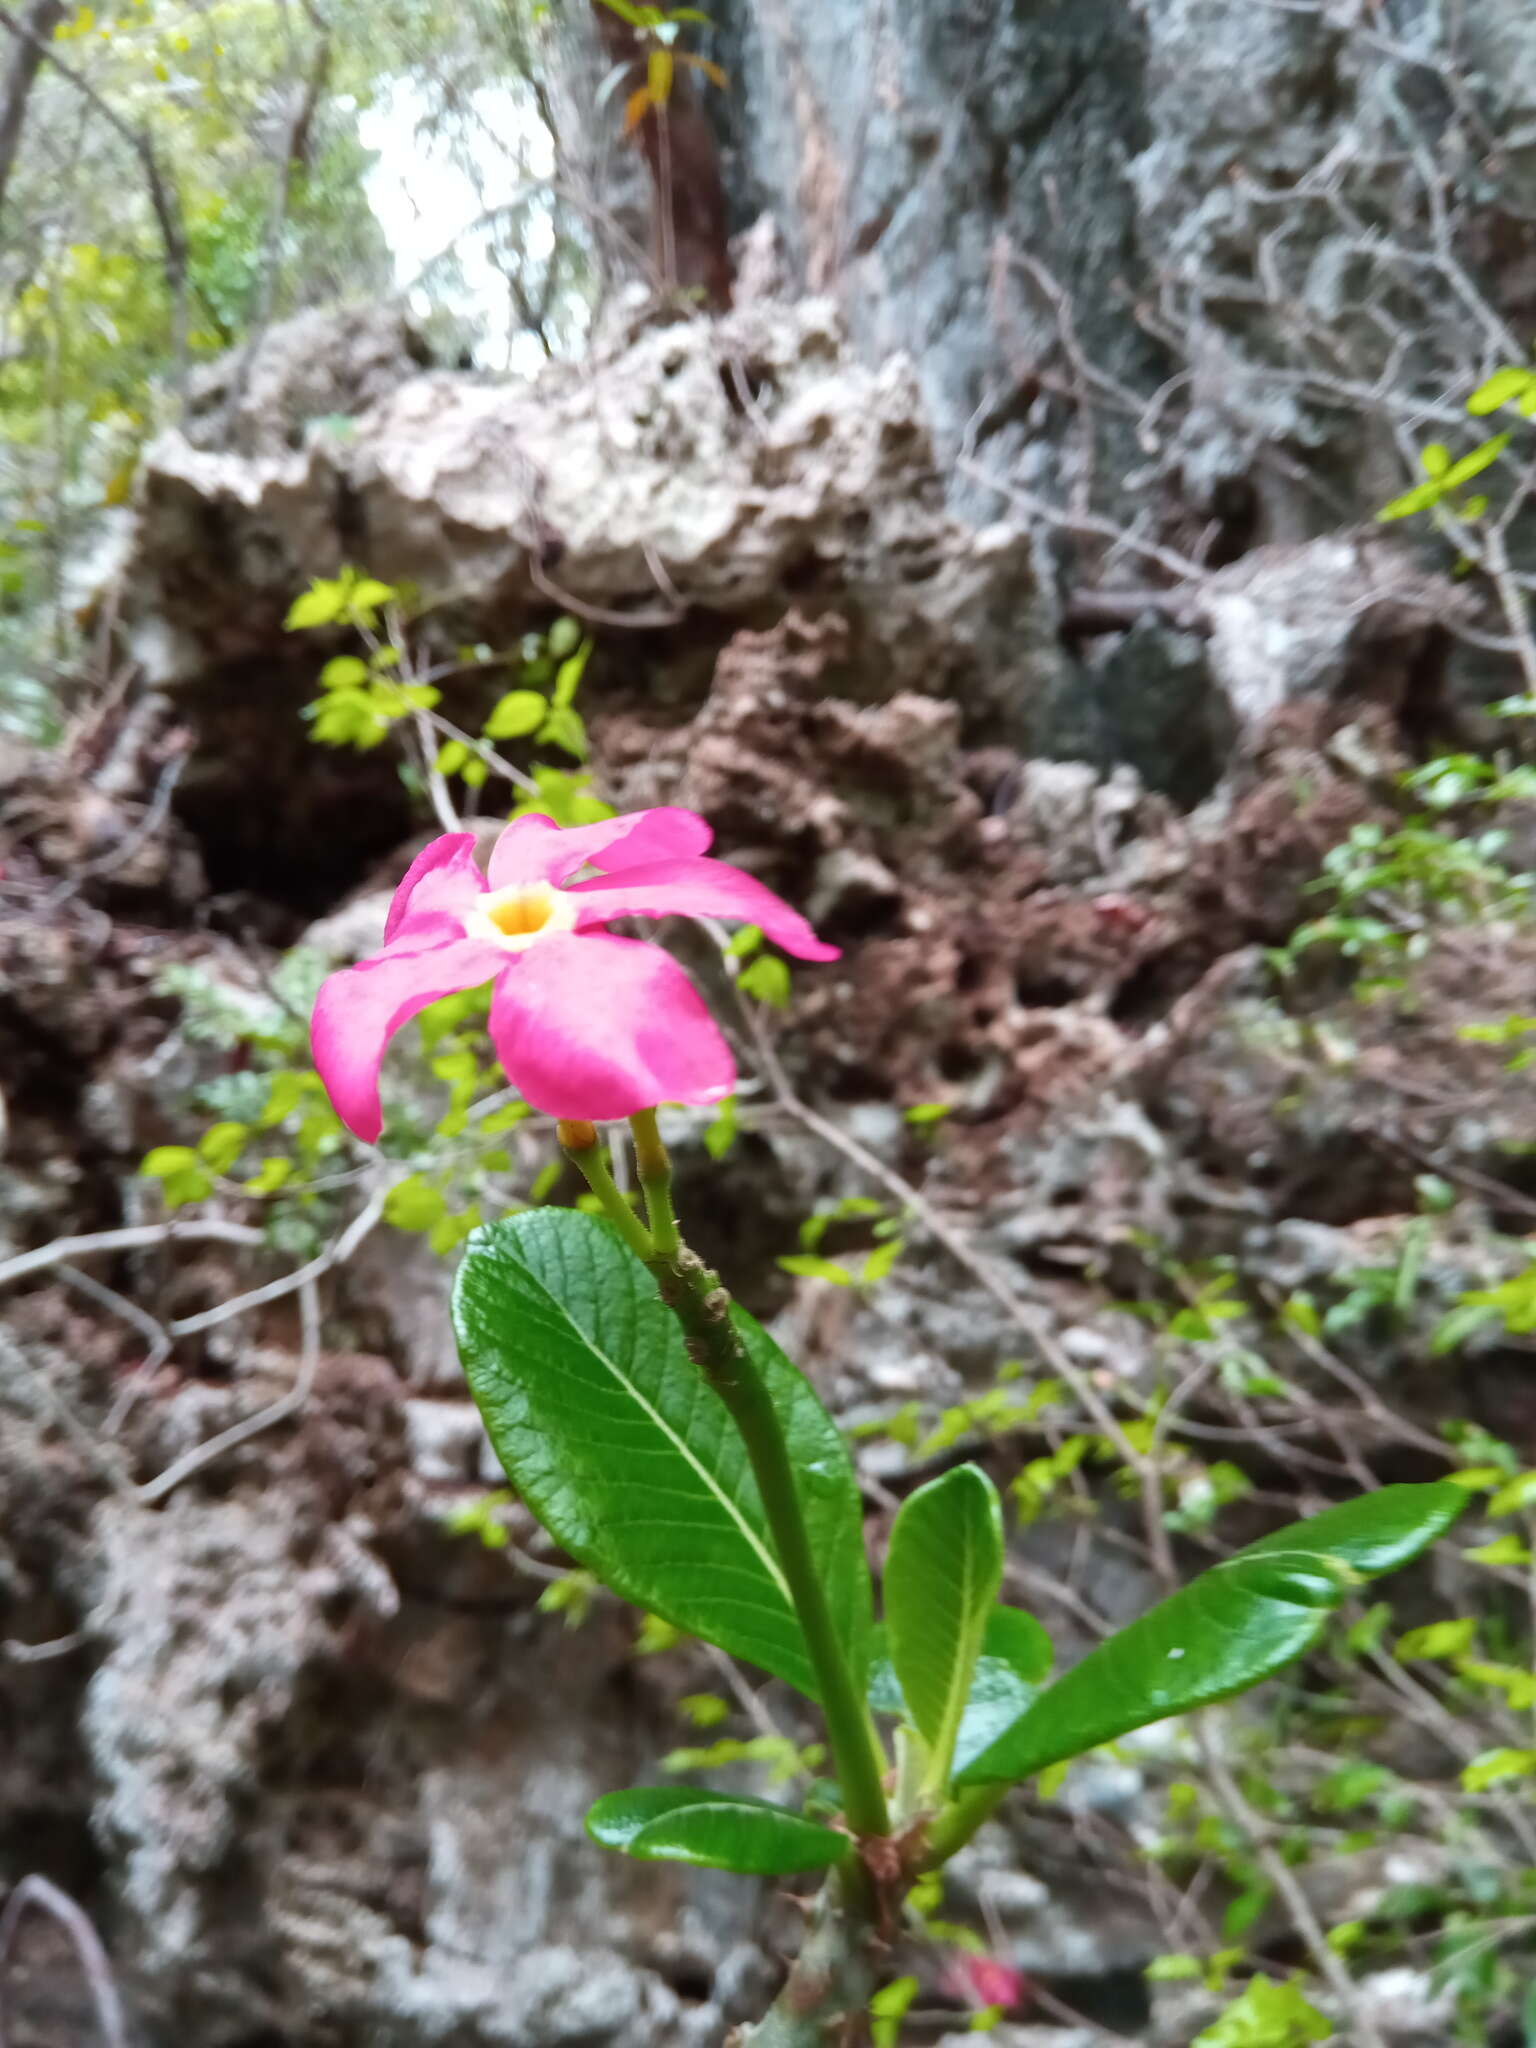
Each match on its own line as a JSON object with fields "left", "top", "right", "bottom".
{"left": 585, "top": 1787, "right": 847, "bottom": 1874}
{"left": 285, "top": 580, "right": 345, "bottom": 629}
{"left": 1460, "top": 1747, "right": 1536, "bottom": 1792}
{"left": 1443, "top": 431, "right": 1512, "bottom": 486}
{"left": 259, "top": 1070, "right": 309, "bottom": 1128}
{"left": 738, "top": 955, "right": 792, "bottom": 1008}
{"left": 197, "top": 1120, "right": 249, "bottom": 1172}
{"left": 703, "top": 1094, "right": 738, "bottom": 1160}
{"left": 869, "top": 1606, "right": 1050, "bottom": 1777}
{"left": 141, "top": 1144, "right": 200, "bottom": 1178}
{"left": 537, "top": 702, "right": 588, "bottom": 758}
{"left": 1420, "top": 442, "right": 1451, "bottom": 477}
{"left": 552, "top": 637, "right": 593, "bottom": 707}
{"left": 678, "top": 1693, "right": 730, "bottom": 1728}
{"left": 870, "top": 1977, "right": 919, "bottom": 2048}
{"left": 1194, "top": 1977, "right": 1329, "bottom": 2047}
{"left": 957, "top": 1485, "right": 1467, "bottom": 1786}
{"left": 385, "top": 1176, "right": 448, "bottom": 1232}
{"left": 244, "top": 1157, "right": 294, "bottom": 1196}
{"left": 904, "top": 1101, "right": 953, "bottom": 1125}
{"left": 1395, "top": 1616, "right": 1475, "bottom": 1661}
{"left": 886, "top": 1466, "right": 1005, "bottom": 1789}
{"left": 453, "top": 1210, "right": 872, "bottom": 1700}
{"left": 319, "top": 654, "right": 370, "bottom": 689}
{"left": 348, "top": 576, "right": 398, "bottom": 615}
{"left": 1464, "top": 1534, "right": 1531, "bottom": 1567}
{"left": 1222, "top": 1883, "right": 1270, "bottom": 1938}
{"left": 139, "top": 1145, "right": 214, "bottom": 1206}
{"left": 1488, "top": 1470, "right": 1536, "bottom": 1516}
{"left": 860, "top": 1238, "right": 903, "bottom": 1286}
{"left": 483, "top": 688, "right": 548, "bottom": 740}
{"left": 1378, "top": 477, "right": 1447, "bottom": 520}
{"left": 1468, "top": 366, "right": 1536, "bottom": 416}
{"left": 777, "top": 1253, "right": 855, "bottom": 1285}
{"left": 547, "top": 615, "right": 583, "bottom": 658}
{"left": 1146, "top": 1955, "right": 1202, "bottom": 1983}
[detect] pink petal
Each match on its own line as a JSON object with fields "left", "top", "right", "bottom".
{"left": 940, "top": 1957, "right": 1027, "bottom": 2012}
{"left": 488, "top": 933, "right": 734, "bottom": 1121}
{"left": 384, "top": 833, "right": 486, "bottom": 945}
{"left": 311, "top": 937, "right": 503, "bottom": 1142}
{"left": 488, "top": 806, "right": 713, "bottom": 889}
{"left": 566, "top": 857, "right": 840, "bottom": 962}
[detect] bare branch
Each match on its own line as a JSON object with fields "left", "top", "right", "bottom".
{"left": 0, "top": 1875, "right": 127, "bottom": 2048}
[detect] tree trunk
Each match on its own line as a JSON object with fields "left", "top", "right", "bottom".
{"left": 0, "top": 0, "right": 66, "bottom": 223}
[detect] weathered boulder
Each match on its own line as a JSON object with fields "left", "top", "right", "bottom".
{"left": 117, "top": 296, "right": 1056, "bottom": 901}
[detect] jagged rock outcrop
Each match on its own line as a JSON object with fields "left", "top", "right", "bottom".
{"left": 711, "top": 0, "right": 1536, "bottom": 544}
{"left": 117, "top": 296, "right": 1056, "bottom": 902}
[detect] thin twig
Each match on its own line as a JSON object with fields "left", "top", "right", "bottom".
{"left": 0, "top": 1875, "right": 127, "bottom": 2048}
{"left": 138, "top": 1271, "right": 323, "bottom": 1504}
{"left": 527, "top": 551, "right": 683, "bottom": 628}
{"left": 0, "top": 1221, "right": 266, "bottom": 1292}
{"left": 163, "top": 1185, "right": 386, "bottom": 1339}
{"left": 1197, "top": 1725, "right": 1388, "bottom": 2048}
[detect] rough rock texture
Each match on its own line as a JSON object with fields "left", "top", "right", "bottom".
{"left": 118, "top": 296, "right": 1058, "bottom": 903}
{"left": 0, "top": 1294, "right": 765, "bottom": 2048}
{"left": 10, "top": 10, "right": 1536, "bottom": 2025}
{"left": 115, "top": 291, "right": 1470, "bottom": 921}
{"left": 9, "top": 452, "right": 1536, "bottom": 2036}
{"left": 6, "top": 327, "right": 1531, "bottom": 2023}
{"left": 712, "top": 0, "right": 1536, "bottom": 539}
{"left": 181, "top": 304, "right": 435, "bottom": 459}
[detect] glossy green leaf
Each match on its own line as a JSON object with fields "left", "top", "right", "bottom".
{"left": 958, "top": 1485, "right": 1466, "bottom": 1785}
{"left": 585, "top": 1786, "right": 848, "bottom": 1874}
{"left": 869, "top": 1606, "right": 1050, "bottom": 1777}
{"left": 452, "top": 1209, "right": 872, "bottom": 1700}
{"left": 886, "top": 1466, "right": 1005, "bottom": 1786}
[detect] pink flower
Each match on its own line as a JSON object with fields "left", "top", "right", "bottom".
{"left": 311, "top": 807, "right": 838, "bottom": 1136}
{"left": 940, "top": 1954, "right": 1027, "bottom": 2013}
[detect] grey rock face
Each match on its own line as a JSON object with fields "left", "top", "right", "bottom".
{"left": 181, "top": 303, "right": 433, "bottom": 458}
{"left": 713, "top": 0, "right": 1536, "bottom": 541}
{"left": 64, "top": 1387, "right": 753, "bottom": 2046}
{"left": 1203, "top": 535, "right": 1467, "bottom": 737}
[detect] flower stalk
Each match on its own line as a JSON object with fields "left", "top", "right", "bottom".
{"left": 558, "top": 1120, "right": 656, "bottom": 1264}
{"left": 629, "top": 1108, "right": 680, "bottom": 1259}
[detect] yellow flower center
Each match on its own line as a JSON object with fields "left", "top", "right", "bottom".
{"left": 467, "top": 881, "right": 579, "bottom": 953}
{"left": 490, "top": 893, "right": 553, "bottom": 938}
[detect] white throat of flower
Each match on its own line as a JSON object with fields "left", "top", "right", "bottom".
{"left": 465, "top": 880, "right": 580, "bottom": 953}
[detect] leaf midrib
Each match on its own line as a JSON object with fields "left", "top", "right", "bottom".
{"left": 927, "top": 1518, "right": 987, "bottom": 1790}
{"left": 503, "top": 1253, "right": 793, "bottom": 1608}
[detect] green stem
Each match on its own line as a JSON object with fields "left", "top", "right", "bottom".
{"left": 647, "top": 1239, "right": 891, "bottom": 1840}
{"left": 919, "top": 1781, "right": 1008, "bottom": 1871}
{"left": 628, "top": 1109, "right": 680, "bottom": 1259}
{"left": 558, "top": 1121, "right": 655, "bottom": 1264}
